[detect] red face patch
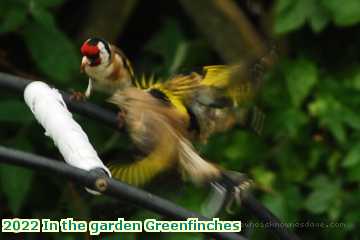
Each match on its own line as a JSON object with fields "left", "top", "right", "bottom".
{"left": 80, "top": 42, "right": 100, "bottom": 56}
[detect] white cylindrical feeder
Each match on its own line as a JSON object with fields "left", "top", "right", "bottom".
{"left": 24, "top": 81, "right": 111, "bottom": 193}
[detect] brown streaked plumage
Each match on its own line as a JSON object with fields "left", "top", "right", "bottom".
{"left": 79, "top": 37, "right": 268, "bottom": 188}
{"left": 108, "top": 87, "right": 221, "bottom": 186}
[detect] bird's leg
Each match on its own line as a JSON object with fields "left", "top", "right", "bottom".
{"left": 221, "top": 171, "right": 253, "bottom": 214}
{"left": 116, "top": 108, "right": 127, "bottom": 129}
{"left": 202, "top": 171, "right": 253, "bottom": 217}
{"left": 69, "top": 78, "right": 93, "bottom": 101}
{"left": 69, "top": 90, "right": 87, "bottom": 101}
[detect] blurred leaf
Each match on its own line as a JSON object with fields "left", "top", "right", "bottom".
{"left": 0, "top": 6, "right": 27, "bottom": 33}
{"left": 274, "top": 0, "right": 311, "bottom": 34}
{"left": 0, "top": 165, "right": 34, "bottom": 214}
{"left": 283, "top": 185, "right": 302, "bottom": 221}
{"left": 304, "top": 175, "right": 341, "bottom": 214}
{"left": 322, "top": 0, "right": 360, "bottom": 26}
{"left": 271, "top": 108, "right": 308, "bottom": 138}
{"left": 309, "top": 2, "right": 330, "bottom": 32}
{"left": 0, "top": 100, "right": 33, "bottom": 123}
{"left": 342, "top": 143, "right": 360, "bottom": 167}
{"left": 222, "top": 131, "right": 265, "bottom": 169}
{"left": 145, "top": 19, "right": 187, "bottom": 75}
{"left": 263, "top": 185, "right": 302, "bottom": 222}
{"left": 327, "top": 151, "right": 341, "bottom": 174}
{"left": 309, "top": 94, "right": 348, "bottom": 143}
{"left": 33, "top": 0, "right": 65, "bottom": 8}
{"left": 285, "top": 59, "right": 318, "bottom": 107}
{"left": 342, "top": 108, "right": 360, "bottom": 130}
{"left": 346, "top": 164, "right": 360, "bottom": 182}
{"left": 263, "top": 194, "right": 287, "bottom": 220}
{"left": 251, "top": 167, "right": 275, "bottom": 191}
{"left": 173, "top": 185, "right": 207, "bottom": 212}
{"left": 22, "top": 22, "right": 80, "bottom": 83}
{"left": 30, "top": 3, "right": 57, "bottom": 29}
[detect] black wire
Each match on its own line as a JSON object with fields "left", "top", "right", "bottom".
{"left": 221, "top": 174, "right": 301, "bottom": 240}
{"left": 0, "top": 146, "right": 246, "bottom": 240}
{"left": 242, "top": 195, "right": 300, "bottom": 240}
{"left": 0, "top": 72, "right": 301, "bottom": 240}
{"left": 0, "top": 72, "right": 119, "bottom": 130}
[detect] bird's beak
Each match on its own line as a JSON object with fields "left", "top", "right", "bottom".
{"left": 80, "top": 56, "right": 89, "bottom": 73}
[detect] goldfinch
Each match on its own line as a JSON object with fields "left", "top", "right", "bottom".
{"left": 79, "top": 37, "right": 135, "bottom": 97}
{"left": 107, "top": 87, "right": 220, "bottom": 186}
{"left": 79, "top": 37, "right": 265, "bottom": 187}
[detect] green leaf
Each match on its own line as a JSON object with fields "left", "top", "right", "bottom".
{"left": 0, "top": 100, "right": 33, "bottom": 123}
{"left": 223, "top": 131, "right": 264, "bottom": 168}
{"left": 304, "top": 175, "right": 341, "bottom": 214}
{"left": 342, "top": 108, "right": 360, "bottom": 130}
{"left": 30, "top": 3, "right": 57, "bottom": 29}
{"left": 33, "top": 0, "right": 65, "bottom": 8}
{"left": 346, "top": 164, "right": 360, "bottom": 182}
{"left": 145, "top": 19, "right": 187, "bottom": 75}
{"left": 22, "top": 22, "right": 80, "bottom": 83}
{"left": 343, "top": 143, "right": 360, "bottom": 167}
{"left": 0, "top": 165, "right": 34, "bottom": 214}
{"left": 0, "top": 7, "right": 27, "bottom": 33}
{"left": 328, "top": 121, "right": 346, "bottom": 144}
{"left": 251, "top": 167, "right": 275, "bottom": 191}
{"left": 309, "top": 2, "right": 331, "bottom": 33}
{"left": 322, "top": 0, "right": 360, "bottom": 26}
{"left": 285, "top": 59, "right": 318, "bottom": 107}
{"left": 308, "top": 94, "right": 347, "bottom": 143}
{"left": 274, "top": 0, "right": 311, "bottom": 34}
{"left": 264, "top": 186, "right": 303, "bottom": 222}
{"left": 263, "top": 194, "right": 287, "bottom": 220}
{"left": 271, "top": 108, "right": 308, "bottom": 138}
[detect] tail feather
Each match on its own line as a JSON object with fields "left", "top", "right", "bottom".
{"left": 108, "top": 144, "right": 175, "bottom": 186}
{"left": 178, "top": 138, "right": 220, "bottom": 185}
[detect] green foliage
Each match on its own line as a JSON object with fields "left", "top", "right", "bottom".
{"left": 145, "top": 19, "right": 187, "bottom": 75}
{"left": 22, "top": 23, "right": 79, "bottom": 84}
{"left": 304, "top": 175, "right": 341, "bottom": 215}
{"left": 0, "top": 165, "right": 34, "bottom": 214}
{"left": 0, "top": 0, "right": 79, "bottom": 84}
{"left": 274, "top": 0, "right": 360, "bottom": 34}
{"left": 0, "top": 100, "right": 33, "bottom": 123}
{"left": 284, "top": 58, "right": 318, "bottom": 107}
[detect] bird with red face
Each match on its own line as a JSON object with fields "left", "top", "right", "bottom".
{"left": 78, "top": 37, "right": 266, "bottom": 191}
{"left": 79, "top": 37, "right": 135, "bottom": 97}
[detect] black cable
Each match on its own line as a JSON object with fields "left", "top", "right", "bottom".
{"left": 243, "top": 195, "right": 300, "bottom": 240}
{"left": 0, "top": 72, "right": 119, "bottom": 130}
{"left": 0, "top": 146, "right": 246, "bottom": 240}
{"left": 221, "top": 173, "right": 301, "bottom": 240}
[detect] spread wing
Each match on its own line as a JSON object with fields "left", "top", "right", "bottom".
{"left": 107, "top": 88, "right": 220, "bottom": 186}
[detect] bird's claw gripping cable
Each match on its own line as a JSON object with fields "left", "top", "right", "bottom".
{"left": 202, "top": 171, "right": 253, "bottom": 217}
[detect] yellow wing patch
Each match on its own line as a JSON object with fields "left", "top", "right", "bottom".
{"left": 201, "top": 65, "right": 257, "bottom": 107}
{"left": 133, "top": 74, "right": 191, "bottom": 116}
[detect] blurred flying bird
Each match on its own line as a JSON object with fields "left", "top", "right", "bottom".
{"left": 78, "top": 37, "right": 267, "bottom": 188}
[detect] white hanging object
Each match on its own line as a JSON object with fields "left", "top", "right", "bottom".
{"left": 24, "top": 81, "right": 111, "bottom": 193}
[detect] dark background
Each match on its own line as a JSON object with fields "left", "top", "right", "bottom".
{"left": 0, "top": 0, "right": 359, "bottom": 239}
